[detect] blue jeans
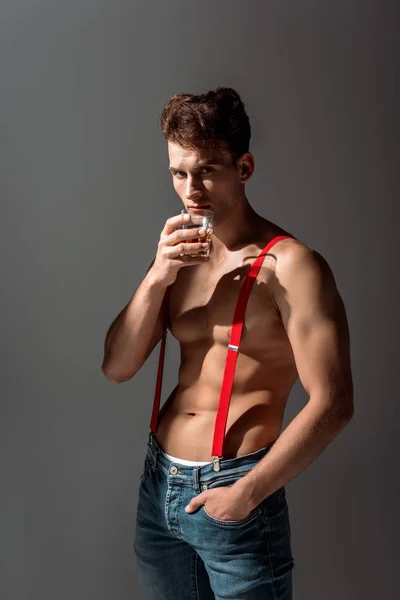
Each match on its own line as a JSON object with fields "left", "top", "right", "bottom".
{"left": 134, "top": 432, "right": 294, "bottom": 600}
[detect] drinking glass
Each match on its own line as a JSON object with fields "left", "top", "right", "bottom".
{"left": 176, "top": 208, "right": 214, "bottom": 258}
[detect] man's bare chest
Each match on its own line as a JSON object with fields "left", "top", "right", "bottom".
{"left": 168, "top": 255, "right": 287, "bottom": 359}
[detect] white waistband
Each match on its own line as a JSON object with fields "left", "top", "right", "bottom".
{"left": 163, "top": 451, "right": 212, "bottom": 467}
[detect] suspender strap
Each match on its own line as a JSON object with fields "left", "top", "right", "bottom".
{"left": 211, "top": 235, "right": 294, "bottom": 460}
{"left": 150, "top": 288, "right": 170, "bottom": 433}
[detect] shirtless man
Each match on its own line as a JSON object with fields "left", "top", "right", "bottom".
{"left": 101, "top": 87, "right": 354, "bottom": 600}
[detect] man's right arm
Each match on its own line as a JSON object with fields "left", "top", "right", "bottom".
{"left": 101, "top": 213, "right": 209, "bottom": 384}
{"left": 101, "top": 263, "right": 168, "bottom": 384}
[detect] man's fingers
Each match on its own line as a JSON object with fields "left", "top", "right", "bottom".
{"left": 161, "top": 212, "right": 190, "bottom": 236}
{"left": 165, "top": 242, "right": 208, "bottom": 258}
{"left": 185, "top": 492, "right": 208, "bottom": 513}
{"left": 168, "top": 227, "right": 206, "bottom": 244}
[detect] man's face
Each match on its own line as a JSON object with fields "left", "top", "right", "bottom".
{"left": 167, "top": 141, "right": 248, "bottom": 225}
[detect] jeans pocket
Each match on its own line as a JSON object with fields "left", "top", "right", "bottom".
{"left": 201, "top": 468, "right": 259, "bottom": 526}
{"left": 202, "top": 503, "right": 262, "bottom": 528}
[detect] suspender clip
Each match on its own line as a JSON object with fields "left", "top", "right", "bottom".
{"left": 212, "top": 456, "right": 221, "bottom": 472}
{"left": 228, "top": 344, "right": 239, "bottom": 352}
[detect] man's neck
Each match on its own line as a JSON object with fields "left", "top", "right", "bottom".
{"left": 210, "top": 198, "right": 264, "bottom": 260}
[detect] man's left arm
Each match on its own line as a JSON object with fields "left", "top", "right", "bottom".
{"left": 234, "top": 242, "right": 354, "bottom": 508}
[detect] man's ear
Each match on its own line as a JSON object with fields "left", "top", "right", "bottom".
{"left": 238, "top": 152, "right": 255, "bottom": 182}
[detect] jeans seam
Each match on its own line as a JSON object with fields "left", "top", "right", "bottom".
{"left": 140, "top": 458, "right": 150, "bottom": 484}
{"left": 164, "top": 484, "right": 172, "bottom": 531}
{"left": 261, "top": 508, "right": 278, "bottom": 597}
{"left": 176, "top": 485, "right": 183, "bottom": 538}
{"left": 282, "top": 509, "right": 291, "bottom": 542}
{"left": 193, "top": 552, "right": 200, "bottom": 600}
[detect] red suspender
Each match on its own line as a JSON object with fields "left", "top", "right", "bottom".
{"left": 210, "top": 235, "right": 293, "bottom": 468}
{"left": 149, "top": 288, "right": 170, "bottom": 433}
{"left": 150, "top": 235, "right": 294, "bottom": 467}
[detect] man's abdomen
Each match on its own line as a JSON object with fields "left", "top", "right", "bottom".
{"left": 155, "top": 386, "right": 289, "bottom": 461}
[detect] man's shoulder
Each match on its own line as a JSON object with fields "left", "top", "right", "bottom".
{"left": 273, "top": 237, "right": 331, "bottom": 279}
{"left": 269, "top": 234, "right": 338, "bottom": 311}
{"left": 270, "top": 234, "right": 312, "bottom": 263}
{"left": 259, "top": 221, "right": 312, "bottom": 264}
{"left": 248, "top": 218, "right": 329, "bottom": 274}
{"left": 246, "top": 220, "right": 315, "bottom": 271}
{"left": 255, "top": 218, "right": 334, "bottom": 290}
{"left": 254, "top": 218, "right": 298, "bottom": 247}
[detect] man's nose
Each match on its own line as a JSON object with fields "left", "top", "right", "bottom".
{"left": 185, "top": 176, "right": 202, "bottom": 200}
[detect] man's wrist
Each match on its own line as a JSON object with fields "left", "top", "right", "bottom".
{"left": 145, "top": 268, "right": 169, "bottom": 292}
{"left": 232, "top": 473, "right": 264, "bottom": 511}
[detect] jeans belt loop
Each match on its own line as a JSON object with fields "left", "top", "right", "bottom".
{"left": 148, "top": 440, "right": 158, "bottom": 470}
{"left": 193, "top": 467, "right": 200, "bottom": 493}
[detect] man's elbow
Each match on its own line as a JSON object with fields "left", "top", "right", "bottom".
{"left": 101, "top": 362, "right": 137, "bottom": 384}
{"left": 310, "top": 389, "right": 354, "bottom": 434}
{"left": 339, "top": 385, "right": 355, "bottom": 420}
{"left": 336, "top": 406, "right": 354, "bottom": 431}
{"left": 333, "top": 393, "right": 355, "bottom": 428}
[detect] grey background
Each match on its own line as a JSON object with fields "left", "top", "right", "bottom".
{"left": 1, "top": 1, "right": 398, "bottom": 598}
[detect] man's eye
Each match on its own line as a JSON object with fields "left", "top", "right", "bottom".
{"left": 200, "top": 167, "right": 213, "bottom": 174}
{"left": 175, "top": 171, "right": 186, "bottom": 178}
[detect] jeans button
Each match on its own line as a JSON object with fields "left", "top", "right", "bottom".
{"left": 170, "top": 466, "right": 178, "bottom": 475}
{"left": 202, "top": 484, "right": 208, "bottom": 490}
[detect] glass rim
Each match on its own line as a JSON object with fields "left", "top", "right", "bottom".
{"left": 185, "top": 207, "right": 214, "bottom": 218}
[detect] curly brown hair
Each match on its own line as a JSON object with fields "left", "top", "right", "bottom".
{"left": 160, "top": 87, "right": 251, "bottom": 166}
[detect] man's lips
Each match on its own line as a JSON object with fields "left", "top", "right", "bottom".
{"left": 187, "top": 204, "right": 211, "bottom": 209}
